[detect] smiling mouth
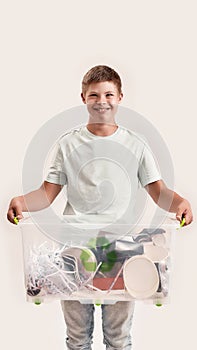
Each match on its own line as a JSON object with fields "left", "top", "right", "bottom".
{"left": 93, "top": 107, "right": 111, "bottom": 112}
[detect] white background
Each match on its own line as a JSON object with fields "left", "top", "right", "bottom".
{"left": 1, "top": 0, "right": 197, "bottom": 349}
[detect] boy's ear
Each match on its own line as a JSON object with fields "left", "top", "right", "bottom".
{"left": 119, "top": 92, "right": 123, "bottom": 103}
{"left": 81, "top": 93, "right": 86, "bottom": 104}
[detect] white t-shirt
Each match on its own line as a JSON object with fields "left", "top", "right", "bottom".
{"left": 46, "top": 125, "right": 161, "bottom": 223}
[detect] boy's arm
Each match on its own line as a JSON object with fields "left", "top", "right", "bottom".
{"left": 7, "top": 181, "right": 62, "bottom": 224}
{"left": 145, "top": 180, "right": 193, "bottom": 225}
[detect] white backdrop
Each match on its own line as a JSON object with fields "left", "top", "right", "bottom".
{"left": 1, "top": 1, "right": 196, "bottom": 349}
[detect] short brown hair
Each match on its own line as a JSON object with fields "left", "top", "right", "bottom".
{"left": 82, "top": 65, "right": 122, "bottom": 95}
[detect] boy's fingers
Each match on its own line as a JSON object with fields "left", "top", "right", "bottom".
{"left": 176, "top": 209, "right": 183, "bottom": 222}
{"left": 7, "top": 209, "right": 16, "bottom": 224}
{"left": 16, "top": 214, "right": 23, "bottom": 219}
{"left": 14, "top": 214, "right": 23, "bottom": 223}
{"left": 13, "top": 204, "right": 22, "bottom": 217}
{"left": 176, "top": 207, "right": 193, "bottom": 226}
{"left": 7, "top": 206, "right": 23, "bottom": 224}
{"left": 184, "top": 211, "right": 193, "bottom": 225}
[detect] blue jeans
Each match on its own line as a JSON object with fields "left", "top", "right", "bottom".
{"left": 61, "top": 300, "right": 135, "bottom": 349}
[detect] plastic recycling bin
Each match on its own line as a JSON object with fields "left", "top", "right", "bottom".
{"left": 19, "top": 215, "right": 176, "bottom": 306}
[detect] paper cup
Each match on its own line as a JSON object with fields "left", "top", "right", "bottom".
{"left": 143, "top": 245, "right": 169, "bottom": 262}
{"left": 123, "top": 255, "right": 159, "bottom": 299}
{"left": 61, "top": 246, "right": 97, "bottom": 282}
{"left": 151, "top": 233, "right": 166, "bottom": 247}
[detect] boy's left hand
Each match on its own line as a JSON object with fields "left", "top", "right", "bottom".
{"left": 176, "top": 199, "right": 193, "bottom": 225}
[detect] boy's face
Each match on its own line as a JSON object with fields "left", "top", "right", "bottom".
{"left": 81, "top": 81, "right": 123, "bottom": 123}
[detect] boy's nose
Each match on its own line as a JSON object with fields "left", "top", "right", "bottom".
{"left": 96, "top": 96, "right": 107, "bottom": 104}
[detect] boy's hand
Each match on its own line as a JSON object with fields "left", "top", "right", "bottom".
{"left": 7, "top": 197, "right": 24, "bottom": 224}
{"left": 176, "top": 199, "right": 193, "bottom": 226}
{"left": 145, "top": 180, "right": 193, "bottom": 226}
{"left": 7, "top": 182, "right": 62, "bottom": 225}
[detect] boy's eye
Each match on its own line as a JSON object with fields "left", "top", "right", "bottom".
{"left": 106, "top": 93, "right": 114, "bottom": 97}
{"left": 89, "top": 94, "right": 97, "bottom": 97}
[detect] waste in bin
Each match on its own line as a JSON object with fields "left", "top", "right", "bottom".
{"left": 19, "top": 215, "right": 176, "bottom": 306}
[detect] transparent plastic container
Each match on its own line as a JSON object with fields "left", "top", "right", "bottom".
{"left": 19, "top": 215, "right": 176, "bottom": 306}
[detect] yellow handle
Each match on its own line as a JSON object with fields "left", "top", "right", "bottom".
{"left": 180, "top": 217, "right": 186, "bottom": 227}
{"left": 13, "top": 217, "right": 19, "bottom": 225}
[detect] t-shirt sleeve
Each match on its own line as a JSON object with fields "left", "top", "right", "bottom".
{"left": 138, "top": 142, "right": 161, "bottom": 187}
{"left": 45, "top": 143, "right": 67, "bottom": 186}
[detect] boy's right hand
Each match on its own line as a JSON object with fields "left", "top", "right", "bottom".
{"left": 7, "top": 182, "right": 62, "bottom": 224}
{"left": 7, "top": 197, "right": 24, "bottom": 224}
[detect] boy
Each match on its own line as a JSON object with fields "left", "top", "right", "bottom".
{"left": 7, "top": 65, "right": 193, "bottom": 349}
